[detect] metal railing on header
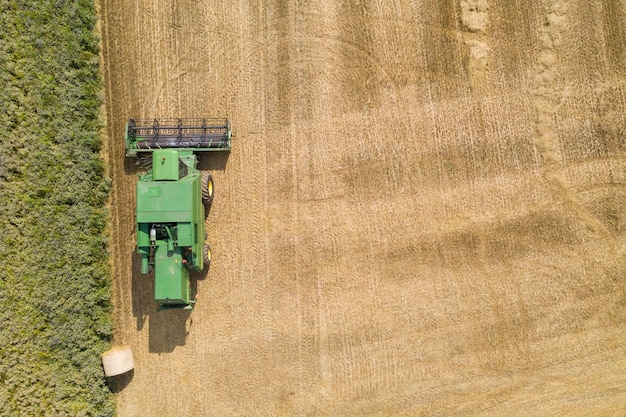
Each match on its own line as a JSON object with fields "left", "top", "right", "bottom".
{"left": 126, "top": 118, "right": 231, "bottom": 152}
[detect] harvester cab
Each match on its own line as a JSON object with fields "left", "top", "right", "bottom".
{"left": 125, "top": 118, "right": 231, "bottom": 310}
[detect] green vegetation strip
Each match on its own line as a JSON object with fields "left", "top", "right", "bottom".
{"left": 0, "top": 1, "right": 114, "bottom": 416}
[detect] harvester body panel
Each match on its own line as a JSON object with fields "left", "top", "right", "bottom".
{"left": 136, "top": 178, "right": 198, "bottom": 223}
{"left": 153, "top": 247, "right": 189, "bottom": 307}
{"left": 134, "top": 151, "right": 205, "bottom": 310}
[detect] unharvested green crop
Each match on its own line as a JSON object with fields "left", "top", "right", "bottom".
{"left": 0, "top": 1, "right": 114, "bottom": 416}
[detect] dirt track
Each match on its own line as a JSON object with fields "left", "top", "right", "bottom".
{"left": 99, "top": 1, "right": 626, "bottom": 415}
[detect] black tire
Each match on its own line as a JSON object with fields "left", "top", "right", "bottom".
{"left": 203, "top": 244, "right": 211, "bottom": 268}
{"left": 202, "top": 172, "right": 214, "bottom": 205}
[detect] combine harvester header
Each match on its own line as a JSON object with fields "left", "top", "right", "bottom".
{"left": 125, "top": 117, "right": 231, "bottom": 156}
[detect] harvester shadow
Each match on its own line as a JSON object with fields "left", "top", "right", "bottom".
{"left": 193, "top": 263, "right": 210, "bottom": 281}
{"left": 123, "top": 149, "right": 230, "bottom": 175}
{"left": 147, "top": 309, "right": 191, "bottom": 353}
{"left": 131, "top": 252, "right": 192, "bottom": 353}
{"left": 131, "top": 252, "right": 151, "bottom": 332}
{"left": 124, "top": 154, "right": 144, "bottom": 176}
{"left": 197, "top": 151, "right": 230, "bottom": 171}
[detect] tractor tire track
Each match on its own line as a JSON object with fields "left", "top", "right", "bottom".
{"left": 98, "top": 0, "right": 626, "bottom": 415}
{"left": 530, "top": 0, "right": 610, "bottom": 236}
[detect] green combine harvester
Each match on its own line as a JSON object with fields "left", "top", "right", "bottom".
{"left": 125, "top": 118, "right": 231, "bottom": 310}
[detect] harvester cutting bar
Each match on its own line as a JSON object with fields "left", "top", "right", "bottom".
{"left": 125, "top": 118, "right": 231, "bottom": 156}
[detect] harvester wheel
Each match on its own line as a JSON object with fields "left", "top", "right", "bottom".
{"left": 101, "top": 346, "right": 134, "bottom": 377}
{"left": 202, "top": 172, "right": 214, "bottom": 205}
{"left": 203, "top": 244, "right": 211, "bottom": 268}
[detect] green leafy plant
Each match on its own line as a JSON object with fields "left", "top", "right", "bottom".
{"left": 0, "top": 1, "right": 114, "bottom": 416}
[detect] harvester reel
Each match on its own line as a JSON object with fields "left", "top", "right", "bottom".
{"left": 125, "top": 118, "right": 231, "bottom": 156}
{"left": 202, "top": 172, "right": 214, "bottom": 205}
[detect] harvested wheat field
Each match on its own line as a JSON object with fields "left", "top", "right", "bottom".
{"left": 99, "top": 0, "right": 626, "bottom": 415}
